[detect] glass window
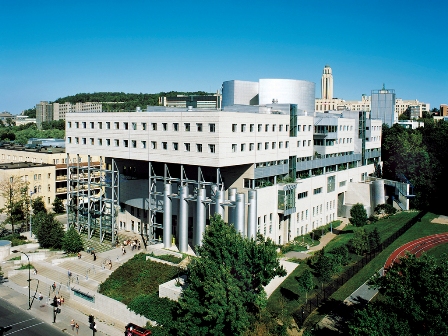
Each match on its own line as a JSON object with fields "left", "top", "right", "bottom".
{"left": 162, "top": 142, "right": 167, "bottom": 150}
{"left": 197, "top": 123, "right": 203, "bottom": 132}
{"left": 241, "top": 143, "right": 246, "bottom": 151}
{"left": 265, "top": 142, "right": 269, "bottom": 150}
{"left": 209, "top": 124, "right": 216, "bottom": 132}
{"left": 114, "top": 122, "right": 119, "bottom": 129}
{"left": 250, "top": 124, "right": 254, "bottom": 132}
{"left": 265, "top": 124, "right": 269, "bottom": 132}
{"left": 82, "top": 122, "right": 86, "bottom": 128}
{"left": 114, "top": 139, "right": 119, "bottom": 146}
{"left": 258, "top": 124, "right": 262, "bottom": 132}
{"left": 173, "top": 123, "right": 179, "bottom": 131}
{"left": 173, "top": 142, "right": 178, "bottom": 151}
{"left": 249, "top": 143, "right": 254, "bottom": 151}
{"left": 98, "top": 138, "right": 103, "bottom": 146}
{"left": 184, "top": 123, "right": 190, "bottom": 131}
{"left": 185, "top": 143, "right": 190, "bottom": 151}
{"left": 141, "top": 141, "right": 146, "bottom": 148}
{"left": 124, "top": 122, "right": 128, "bottom": 130}
{"left": 131, "top": 140, "right": 136, "bottom": 148}
{"left": 241, "top": 124, "right": 246, "bottom": 132}
{"left": 232, "top": 124, "right": 237, "bottom": 132}
{"left": 152, "top": 123, "right": 157, "bottom": 130}
{"left": 106, "top": 139, "right": 111, "bottom": 146}
{"left": 151, "top": 141, "right": 156, "bottom": 149}
{"left": 162, "top": 123, "right": 167, "bottom": 131}
{"left": 197, "top": 144, "right": 202, "bottom": 152}
{"left": 132, "top": 122, "right": 136, "bottom": 130}
{"left": 209, "top": 144, "right": 216, "bottom": 153}
{"left": 124, "top": 140, "right": 128, "bottom": 147}
{"left": 232, "top": 144, "right": 237, "bottom": 152}
{"left": 90, "top": 122, "right": 94, "bottom": 129}
{"left": 142, "top": 122, "right": 147, "bottom": 130}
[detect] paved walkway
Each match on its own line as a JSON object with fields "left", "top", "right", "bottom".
{"left": 344, "top": 268, "right": 383, "bottom": 305}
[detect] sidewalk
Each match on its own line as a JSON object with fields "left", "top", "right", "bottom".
{"left": 0, "top": 280, "right": 122, "bottom": 336}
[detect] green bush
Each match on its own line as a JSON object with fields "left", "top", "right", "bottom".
{"left": 128, "top": 293, "right": 179, "bottom": 326}
{"left": 62, "top": 226, "right": 84, "bottom": 253}
{"left": 99, "top": 253, "right": 179, "bottom": 305}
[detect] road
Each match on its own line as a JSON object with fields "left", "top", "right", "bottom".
{"left": 0, "top": 297, "right": 66, "bottom": 336}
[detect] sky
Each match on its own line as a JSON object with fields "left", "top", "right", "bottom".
{"left": 1, "top": 0, "right": 447, "bottom": 114}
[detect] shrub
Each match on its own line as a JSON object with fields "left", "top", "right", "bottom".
{"left": 350, "top": 203, "right": 368, "bottom": 227}
{"left": 128, "top": 293, "right": 179, "bottom": 326}
{"left": 149, "top": 253, "right": 183, "bottom": 264}
{"left": 62, "top": 226, "right": 84, "bottom": 253}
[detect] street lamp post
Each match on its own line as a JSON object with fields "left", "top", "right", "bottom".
{"left": 29, "top": 191, "right": 34, "bottom": 239}
{"left": 12, "top": 250, "right": 31, "bottom": 309}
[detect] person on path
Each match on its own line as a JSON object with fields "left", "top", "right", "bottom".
{"left": 93, "top": 252, "right": 97, "bottom": 261}
{"left": 38, "top": 292, "right": 43, "bottom": 302}
{"left": 70, "top": 319, "right": 75, "bottom": 331}
{"left": 52, "top": 282, "right": 56, "bottom": 292}
{"left": 75, "top": 322, "right": 79, "bottom": 334}
{"left": 77, "top": 252, "right": 81, "bottom": 259}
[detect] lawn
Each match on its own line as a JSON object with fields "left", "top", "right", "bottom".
{"left": 99, "top": 252, "right": 179, "bottom": 305}
{"left": 267, "top": 211, "right": 420, "bottom": 316}
{"left": 330, "top": 212, "right": 448, "bottom": 301}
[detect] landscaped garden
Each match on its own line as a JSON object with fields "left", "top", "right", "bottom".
{"left": 99, "top": 252, "right": 183, "bottom": 327}
{"left": 267, "top": 211, "right": 421, "bottom": 318}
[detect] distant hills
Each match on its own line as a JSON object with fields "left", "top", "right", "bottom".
{"left": 23, "top": 91, "right": 213, "bottom": 117}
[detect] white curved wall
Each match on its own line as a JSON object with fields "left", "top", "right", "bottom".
{"left": 259, "top": 79, "right": 315, "bottom": 113}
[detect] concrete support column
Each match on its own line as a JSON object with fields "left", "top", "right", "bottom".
{"left": 194, "top": 187, "right": 206, "bottom": 246}
{"left": 247, "top": 190, "right": 257, "bottom": 239}
{"left": 178, "top": 185, "right": 189, "bottom": 253}
{"left": 163, "top": 183, "right": 172, "bottom": 248}
{"left": 235, "top": 193, "right": 246, "bottom": 236}
{"left": 214, "top": 186, "right": 224, "bottom": 219}
{"left": 228, "top": 188, "right": 237, "bottom": 226}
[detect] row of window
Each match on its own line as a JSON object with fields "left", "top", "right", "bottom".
{"left": 68, "top": 137, "right": 217, "bottom": 153}
{"left": 232, "top": 141, "right": 290, "bottom": 152}
{"left": 68, "top": 121, "right": 216, "bottom": 133}
{"left": 232, "top": 123, "right": 290, "bottom": 133}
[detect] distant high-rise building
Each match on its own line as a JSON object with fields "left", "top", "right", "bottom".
{"left": 36, "top": 101, "right": 53, "bottom": 129}
{"left": 321, "top": 65, "right": 333, "bottom": 99}
{"left": 371, "top": 85, "right": 396, "bottom": 127}
{"left": 440, "top": 104, "right": 448, "bottom": 116}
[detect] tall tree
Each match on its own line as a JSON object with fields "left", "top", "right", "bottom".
{"left": 32, "top": 212, "right": 64, "bottom": 249}
{"left": 0, "top": 175, "right": 29, "bottom": 234}
{"left": 173, "top": 215, "right": 286, "bottom": 335}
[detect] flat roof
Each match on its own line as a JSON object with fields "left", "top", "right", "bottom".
{"left": 0, "top": 144, "right": 65, "bottom": 154}
{"left": 0, "top": 162, "right": 55, "bottom": 169}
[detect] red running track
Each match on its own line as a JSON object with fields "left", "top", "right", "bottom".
{"left": 384, "top": 233, "right": 448, "bottom": 270}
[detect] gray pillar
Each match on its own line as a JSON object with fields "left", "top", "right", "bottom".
{"left": 214, "top": 186, "right": 224, "bottom": 219}
{"left": 247, "top": 189, "right": 257, "bottom": 239}
{"left": 178, "top": 185, "right": 189, "bottom": 253}
{"left": 194, "top": 187, "right": 206, "bottom": 246}
{"left": 235, "top": 193, "right": 246, "bottom": 236}
{"left": 163, "top": 183, "right": 172, "bottom": 248}
{"left": 228, "top": 188, "right": 237, "bottom": 226}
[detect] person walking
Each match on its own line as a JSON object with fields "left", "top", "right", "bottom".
{"left": 75, "top": 322, "right": 79, "bottom": 334}
{"left": 70, "top": 319, "right": 75, "bottom": 331}
{"left": 52, "top": 282, "right": 56, "bottom": 292}
{"left": 93, "top": 252, "right": 97, "bottom": 261}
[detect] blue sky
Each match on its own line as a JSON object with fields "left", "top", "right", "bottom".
{"left": 1, "top": 0, "right": 446, "bottom": 113}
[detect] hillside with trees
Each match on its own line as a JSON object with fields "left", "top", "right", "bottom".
{"left": 381, "top": 121, "right": 448, "bottom": 212}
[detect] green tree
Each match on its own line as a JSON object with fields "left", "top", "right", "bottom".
{"left": 297, "top": 269, "right": 314, "bottom": 302}
{"left": 350, "top": 229, "right": 369, "bottom": 255}
{"left": 52, "top": 197, "right": 65, "bottom": 214}
{"left": 313, "top": 250, "right": 337, "bottom": 282}
{"left": 173, "top": 215, "right": 285, "bottom": 335}
{"left": 368, "top": 227, "right": 381, "bottom": 251}
{"left": 32, "top": 196, "right": 47, "bottom": 215}
{"left": 349, "top": 254, "right": 448, "bottom": 335}
{"left": 62, "top": 226, "right": 84, "bottom": 253}
{"left": 0, "top": 175, "right": 29, "bottom": 234}
{"left": 349, "top": 203, "right": 367, "bottom": 227}
{"left": 32, "top": 212, "right": 64, "bottom": 249}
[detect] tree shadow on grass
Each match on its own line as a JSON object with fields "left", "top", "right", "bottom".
{"left": 280, "top": 287, "right": 299, "bottom": 301}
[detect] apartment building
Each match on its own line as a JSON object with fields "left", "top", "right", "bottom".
{"left": 63, "top": 78, "right": 402, "bottom": 252}
{"left": 0, "top": 144, "right": 100, "bottom": 208}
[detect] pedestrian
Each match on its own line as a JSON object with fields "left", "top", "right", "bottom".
{"left": 61, "top": 296, "right": 64, "bottom": 304}
{"left": 68, "top": 270, "right": 72, "bottom": 278}
{"left": 38, "top": 292, "right": 43, "bottom": 302}
{"left": 33, "top": 268, "right": 37, "bottom": 275}
{"left": 93, "top": 252, "right": 97, "bottom": 261}
{"left": 70, "top": 319, "right": 75, "bottom": 331}
{"left": 137, "top": 241, "right": 141, "bottom": 250}
{"left": 57, "top": 296, "right": 61, "bottom": 306}
{"left": 52, "top": 282, "right": 56, "bottom": 292}
{"left": 75, "top": 322, "right": 79, "bottom": 334}
{"left": 76, "top": 274, "right": 79, "bottom": 284}
{"left": 109, "top": 261, "right": 112, "bottom": 270}
{"left": 77, "top": 252, "right": 81, "bottom": 259}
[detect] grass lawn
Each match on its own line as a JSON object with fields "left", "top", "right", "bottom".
{"left": 99, "top": 252, "right": 179, "bottom": 305}
{"left": 331, "top": 212, "right": 448, "bottom": 301}
{"left": 267, "top": 211, "right": 420, "bottom": 316}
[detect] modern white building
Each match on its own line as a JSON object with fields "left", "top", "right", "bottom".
{"left": 65, "top": 78, "right": 409, "bottom": 253}
{"left": 53, "top": 102, "right": 102, "bottom": 120}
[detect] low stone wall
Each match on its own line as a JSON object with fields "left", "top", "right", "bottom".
{"left": 70, "top": 284, "right": 151, "bottom": 327}
{"left": 51, "top": 256, "right": 78, "bottom": 265}
{"left": 146, "top": 245, "right": 183, "bottom": 259}
{"left": 159, "top": 276, "right": 186, "bottom": 302}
